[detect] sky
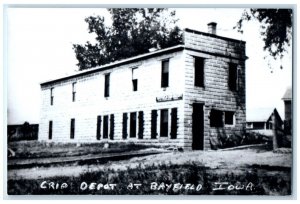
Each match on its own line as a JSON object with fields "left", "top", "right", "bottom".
{"left": 6, "top": 7, "right": 292, "bottom": 124}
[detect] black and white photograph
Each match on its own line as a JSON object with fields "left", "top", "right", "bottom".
{"left": 5, "top": 5, "right": 294, "bottom": 196}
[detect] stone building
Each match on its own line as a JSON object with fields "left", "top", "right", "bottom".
{"left": 39, "top": 23, "right": 247, "bottom": 150}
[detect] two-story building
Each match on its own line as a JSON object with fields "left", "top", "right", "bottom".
{"left": 39, "top": 23, "right": 247, "bottom": 150}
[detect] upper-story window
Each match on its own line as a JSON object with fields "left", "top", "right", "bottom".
{"left": 161, "top": 59, "right": 169, "bottom": 88}
{"left": 72, "top": 82, "right": 76, "bottom": 102}
{"left": 132, "top": 67, "right": 138, "bottom": 91}
{"left": 104, "top": 74, "right": 110, "bottom": 97}
{"left": 194, "top": 57, "right": 205, "bottom": 87}
{"left": 50, "top": 88, "right": 54, "bottom": 105}
{"left": 228, "top": 63, "right": 238, "bottom": 91}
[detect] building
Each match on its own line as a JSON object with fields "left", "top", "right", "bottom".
{"left": 8, "top": 123, "right": 39, "bottom": 141}
{"left": 39, "top": 23, "right": 247, "bottom": 150}
{"left": 246, "top": 108, "right": 283, "bottom": 136}
{"left": 282, "top": 87, "right": 292, "bottom": 135}
{"left": 282, "top": 87, "right": 292, "bottom": 121}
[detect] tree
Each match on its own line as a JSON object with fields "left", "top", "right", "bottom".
{"left": 73, "top": 8, "right": 183, "bottom": 70}
{"left": 235, "top": 9, "right": 292, "bottom": 61}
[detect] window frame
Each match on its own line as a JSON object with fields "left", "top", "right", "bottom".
{"left": 160, "top": 109, "right": 169, "bottom": 137}
{"left": 50, "top": 87, "right": 54, "bottom": 106}
{"left": 96, "top": 115, "right": 102, "bottom": 140}
{"left": 224, "top": 111, "right": 235, "bottom": 126}
{"left": 210, "top": 109, "right": 223, "bottom": 128}
{"left": 132, "top": 67, "right": 138, "bottom": 91}
{"left": 228, "top": 63, "right": 238, "bottom": 91}
{"left": 72, "top": 82, "right": 77, "bottom": 102}
{"left": 194, "top": 57, "right": 205, "bottom": 87}
{"left": 103, "top": 115, "right": 109, "bottom": 139}
{"left": 48, "top": 121, "right": 53, "bottom": 140}
{"left": 129, "top": 112, "right": 137, "bottom": 138}
{"left": 161, "top": 59, "right": 169, "bottom": 88}
{"left": 70, "top": 118, "right": 75, "bottom": 139}
{"left": 151, "top": 110, "right": 158, "bottom": 139}
{"left": 104, "top": 73, "right": 110, "bottom": 97}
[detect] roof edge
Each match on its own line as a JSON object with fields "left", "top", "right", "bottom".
{"left": 184, "top": 28, "right": 246, "bottom": 44}
{"left": 40, "top": 45, "right": 184, "bottom": 86}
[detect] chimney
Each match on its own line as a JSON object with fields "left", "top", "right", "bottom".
{"left": 207, "top": 22, "right": 217, "bottom": 35}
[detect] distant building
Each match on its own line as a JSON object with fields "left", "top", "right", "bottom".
{"left": 7, "top": 123, "right": 39, "bottom": 141}
{"left": 282, "top": 87, "right": 292, "bottom": 121}
{"left": 39, "top": 23, "right": 247, "bottom": 150}
{"left": 282, "top": 87, "right": 292, "bottom": 135}
{"left": 246, "top": 108, "right": 283, "bottom": 136}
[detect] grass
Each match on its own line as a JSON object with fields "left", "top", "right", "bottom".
{"left": 8, "top": 140, "right": 155, "bottom": 159}
{"left": 7, "top": 140, "right": 292, "bottom": 195}
{"left": 7, "top": 162, "right": 291, "bottom": 195}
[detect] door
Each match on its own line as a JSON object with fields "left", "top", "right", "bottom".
{"left": 192, "top": 103, "right": 204, "bottom": 150}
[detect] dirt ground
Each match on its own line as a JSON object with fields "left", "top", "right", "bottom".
{"left": 8, "top": 147, "right": 292, "bottom": 180}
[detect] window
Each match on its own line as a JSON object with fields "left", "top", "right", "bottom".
{"left": 161, "top": 60, "right": 169, "bottom": 88}
{"left": 267, "top": 121, "right": 272, "bottom": 130}
{"left": 96, "top": 116, "right": 102, "bottom": 140}
{"left": 132, "top": 68, "right": 138, "bottom": 91}
{"left": 50, "top": 88, "right": 54, "bottom": 105}
{"left": 104, "top": 74, "right": 110, "bottom": 97}
{"left": 103, "top": 115, "right": 109, "bottom": 139}
{"left": 122, "top": 113, "right": 128, "bottom": 139}
{"left": 228, "top": 63, "right": 238, "bottom": 91}
{"left": 48, "top": 121, "right": 53, "bottom": 140}
{"left": 160, "top": 109, "right": 169, "bottom": 137}
{"left": 110, "top": 114, "right": 114, "bottom": 140}
{"left": 151, "top": 110, "right": 158, "bottom": 139}
{"left": 72, "top": 82, "right": 76, "bottom": 102}
{"left": 194, "top": 57, "right": 205, "bottom": 87}
{"left": 70, "top": 118, "right": 75, "bottom": 139}
{"left": 253, "top": 122, "right": 265, "bottom": 130}
{"left": 138, "top": 111, "right": 144, "bottom": 139}
{"left": 130, "top": 112, "right": 137, "bottom": 138}
{"left": 210, "top": 109, "right": 223, "bottom": 127}
{"left": 170, "top": 108, "right": 178, "bottom": 139}
{"left": 225, "top": 111, "right": 235, "bottom": 125}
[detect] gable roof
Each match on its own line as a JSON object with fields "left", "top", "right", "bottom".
{"left": 247, "top": 107, "right": 281, "bottom": 122}
{"left": 282, "top": 87, "right": 292, "bottom": 101}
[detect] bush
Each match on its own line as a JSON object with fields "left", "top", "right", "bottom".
{"left": 212, "top": 131, "right": 270, "bottom": 150}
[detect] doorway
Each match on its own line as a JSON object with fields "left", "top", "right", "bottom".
{"left": 192, "top": 103, "right": 204, "bottom": 150}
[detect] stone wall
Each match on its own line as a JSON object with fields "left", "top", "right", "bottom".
{"left": 39, "top": 50, "right": 186, "bottom": 147}
{"left": 183, "top": 29, "right": 246, "bottom": 150}
{"left": 39, "top": 29, "right": 247, "bottom": 150}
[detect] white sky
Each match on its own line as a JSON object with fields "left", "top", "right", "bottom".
{"left": 6, "top": 7, "right": 292, "bottom": 124}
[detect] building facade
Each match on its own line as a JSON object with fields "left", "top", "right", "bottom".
{"left": 39, "top": 23, "right": 247, "bottom": 150}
